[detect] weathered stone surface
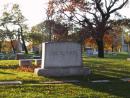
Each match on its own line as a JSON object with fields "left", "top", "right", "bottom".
{"left": 121, "top": 78, "right": 130, "bottom": 82}
{"left": 127, "top": 58, "right": 130, "bottom": 61}
{"left": 16, "top": 53, "right": 24, "bottom": 60}
{"left": 0, "top": 81, "right": 22, "bottom": 85}
{"left": 33, "top": 56, "right": 41, "bottom": 59}
{"left": 35, "top": 67, "right": 90, "bottom": 77}
{"left": 43, "top": 80, "right": 80, "bottom": 84}
{"left": 35, "top": 42, "right": 90, "bottom": 77}
{"left": 91, "top": 80, "right": 110, "bottom": 83}
{"left": 19, "top": 59, "right": 32, "bottom": 66}
{"left": 41, "top": 42, "right": 82, "bottom": 68}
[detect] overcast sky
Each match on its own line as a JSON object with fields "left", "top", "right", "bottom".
{"left": 0, "top": 0, "right": 130, "bottom": 28}
{"left": 0, "top": 0, "right": 48, "bottom": 27}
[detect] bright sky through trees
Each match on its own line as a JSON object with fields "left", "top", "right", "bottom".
{"left": 0, "top": 0, "right": 48, "bottom": 27}
{"left": 0, "top": 0, "right": 129, "bottom": 28}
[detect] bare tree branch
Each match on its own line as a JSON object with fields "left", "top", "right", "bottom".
{"left": 94, "top": 0, "right": 105, "bottom": 17}
{"left": 109, "top": 0, "right": 129, "bottom": 14}
{"left": 107, "top": 0, "right": 118, "bottom": 12}
{"left": 104, "top": 0, "right": 108, "bottom": 10}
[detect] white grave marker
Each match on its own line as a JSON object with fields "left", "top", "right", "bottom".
{"left": 35, "top": 42, "right": 90, "bottom": 77}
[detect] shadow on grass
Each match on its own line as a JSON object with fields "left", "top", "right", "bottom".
{"left": 1, "top": 53, "right": 130, "bottom": 97}
{"left": 0, "top": 66, "right": 18, "bottom": 69}
{"left": 1, "top": 81, "right": 129, "bottom": 98}
{"left": 84, "top": 52, "right": 129, "bottom": 60}
{"left": 78, "top": 80, "right": 130, "bottom": 98}
{"left": 105, "top": 53, "right": 129, "bottom": 60}
{"left": 42, "top": 73, "right": 130, "bottom": 98}
{"left": 0, "top": 71, "right": 16, "bottom": 75}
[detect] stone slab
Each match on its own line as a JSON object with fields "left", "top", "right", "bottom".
{"left": 35, "top": 42, "right": 90, "bottom": 77}
{"left": 33, "top": 56, "right": 41, "bottom": 59}
{"left": 91, "top": 80, "right": 110, "bottom": 83}
{"left": 16, "top": 53, "right": 24, "bottom": 60}
{"left": 0, "top": 81, "right": 22, "bottom": 85}
{"left": 43, "top": 80, "right": 80, "bottom": 84}
{"left": 35, "top": 67, "right": 90, "bottom": 77}
{"left": 127, "top": 58, "right": 130, "bottom": 61}
{"left": 19, "top": 59, "right": 32, "bottom": 66}
{"left": 42, "top": 42, "right": 82, "bottom": 68}
{"left": 121, "top": 78, "right": 130, "bottom": 82}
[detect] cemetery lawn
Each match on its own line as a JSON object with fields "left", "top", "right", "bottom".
{"left": 0, "top": 53, "right": 130, "bottom": 98}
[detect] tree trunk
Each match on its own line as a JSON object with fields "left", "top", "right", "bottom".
{"left": 112, "top": 44, "right": 114, "bottom": 52}
{"left": 21, "top": 37, "right": 28, "bottom": 54}
{"left": 49, "top": 26, "right": 52, "bottom": 42}
{"left": 0, "top": 41, "right": 2, "bottom": 53}
{"left": 19, "top": 27, "right": 28, "bottom": 54}
{"left": 10, "top": 39, "right": 16, "bottom": 54}
{"left": 96, "top": 39, "right": 104, "bottom": 58}
{"left": 128, "top": 43, "right": 130, "bottom": 56}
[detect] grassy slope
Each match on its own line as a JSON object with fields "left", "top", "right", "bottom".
{"left": 0, "top": 53, "right": 130, "bottom": 98}
{"left": 84, "top": 53, "right": 130, "bottom": 80}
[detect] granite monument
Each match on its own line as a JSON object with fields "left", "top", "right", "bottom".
{"left": 34, "top": 42, "right": 90, "bottom": 77}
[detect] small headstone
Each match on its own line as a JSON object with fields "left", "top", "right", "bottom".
{"left": 127, "top": 58, "right": 130, "bottom": 61}
{"left": 93, "top": 51, "right": 98, "bottom": 56}
{"left": 43, "top": 80, "right": 80, "bottom": 84}
{"left": 0, "top": 81, "right": 22, "bottom": 85}
{"left": 112, "top": 52, "right": 117, "bottom": 56}
{"left": 19, "top": 59, "right": 32, "bottom": 66}
{"left": 121, "top": 78, "right": 130, "bottom": 82}
{"left": 16, "top": 53, "right": 24, "bottom": 60}
{"left": 86, "top": 47, "right": 93, "bottom": 56}
{"left": 35, "top": 42, "right": 90, "bottom": 77}
{"left": 91, "top": 80, "right": 110, "bottom": 83}
{"left": 33, "top": 56, "right": 41, "bottom": 59}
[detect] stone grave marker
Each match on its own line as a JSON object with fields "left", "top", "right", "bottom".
{"left": 35, "top": 42, "right": 90, "bottom": 77}
{"left": 19, "top": 59, "right": 32, "bottom": 67}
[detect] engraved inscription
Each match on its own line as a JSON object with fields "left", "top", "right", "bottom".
{"left": 50, "top": 50, "right": 78, "bottom": 56}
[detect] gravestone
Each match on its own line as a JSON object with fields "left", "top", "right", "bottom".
{"left": 34, "top": 42, "right": 90, "bottom": 77}
{"left": 86, "top": 47, "right": 93, "bottom": 56}
{"left": 19, "top": 59, "right": 32, "bottom": 67}
{"left": 16, "top": 53, "right": 24, "bottom": 60}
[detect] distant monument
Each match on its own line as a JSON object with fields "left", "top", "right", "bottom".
{"left": 34, "top": 42, "right": 90, "bottom": 77}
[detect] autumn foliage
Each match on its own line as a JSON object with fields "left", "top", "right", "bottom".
{"left": 47, "top": 0, "right": 129, "bottom": 58}
{"left": 84, "top": 33, "right": 121, "bottom": 51}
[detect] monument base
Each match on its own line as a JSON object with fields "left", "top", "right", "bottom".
{"left": 34, "top": 67, "right": 90, "bottom": 77}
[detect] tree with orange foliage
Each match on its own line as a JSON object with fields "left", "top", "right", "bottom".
{"left": 47, "top": 0, "right": 129, "bottom": 58}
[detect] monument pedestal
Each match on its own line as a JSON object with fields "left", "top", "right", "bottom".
{"left": 34, "top": 42, "right": 90, "bottom": 77}
{"left": 35, "top": 67, "right": 90, "bottom": 77}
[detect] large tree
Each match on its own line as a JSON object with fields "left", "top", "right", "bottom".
{"left": 31, "top": 20, "right": 68, "bottom": 42}
{"left": 43, "top": 20, "right": 68, "bottom": 41}
{"left": 0, "top": 11, "right": 17, "bottom": 53}
{"left": 47, "top": 0, "right": 129, "bottom": 58}
{"left": 0, "top": 29, "right": 6, "bottom": 52}
{"left": 0, "top": 4, "right": 28, "bottom": 54}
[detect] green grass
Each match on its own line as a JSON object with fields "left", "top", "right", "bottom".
{"left": 0, "top": 53, "right": 130, "bottom": 98}
{"left": 84, "top": 52, "right": 130, "bottom": 80}
{"left": 0, "top": 60, "right": 19, "bottom": 69}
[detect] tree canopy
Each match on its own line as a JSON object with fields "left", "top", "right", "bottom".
{"left": 0, "top": 4, "right": 28, "bottom": 54}
{"left": 47, "top": 0, "right": 129, "bottom": 58}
